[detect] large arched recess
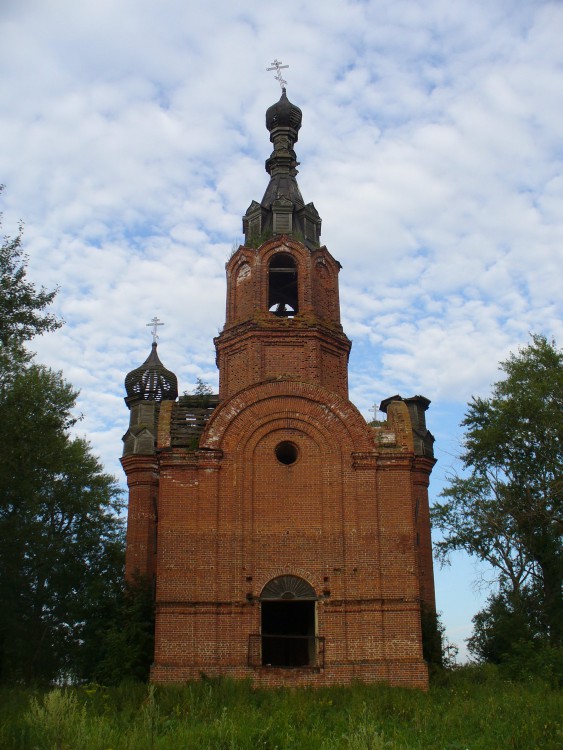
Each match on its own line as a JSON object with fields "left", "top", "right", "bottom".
{"left": 198, "top": 379, "right": 379, "bottom": 600}
{"left": 199, "top": 378, "right": 374, "bottom": 456}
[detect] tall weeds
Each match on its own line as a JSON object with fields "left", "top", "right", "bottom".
{"left": 0, "top": 667, "right": 560, "bottom": 749}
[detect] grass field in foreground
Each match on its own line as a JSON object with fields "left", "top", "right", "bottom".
{"left": 0, "top": 666, "right": 561, "bottom": 749}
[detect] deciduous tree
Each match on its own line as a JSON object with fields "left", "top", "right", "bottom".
{"left": 0, "top": 197, "right": 125, "bottom": 682}
{"left": 0, "top": 190, "right": 61, "bottom": 375}
{"left": 432, "top": 335, "right": 563, "bottom": 651}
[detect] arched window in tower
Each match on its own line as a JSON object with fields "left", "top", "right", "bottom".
{"left": 268, "top": 253, "right": 298, "bottom": 317}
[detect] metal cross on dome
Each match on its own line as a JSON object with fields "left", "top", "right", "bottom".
{"left": 267, "top": 59, "right": 289, "bottom": 89}
{"left": 146, "top": 316, "right": 164, "bottom": 343}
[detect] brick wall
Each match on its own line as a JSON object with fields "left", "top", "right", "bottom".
{"left": 148, "top": 379, "right": 431, "bottom": 687}
{"left": 123, "top": 236, "right": 436, "bottom": 689}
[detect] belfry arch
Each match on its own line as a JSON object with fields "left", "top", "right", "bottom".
{"left": 268, "top": 253, "right": 298, "bottom": 316}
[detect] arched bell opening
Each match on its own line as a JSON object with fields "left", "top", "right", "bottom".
{"left": 268, "top": 253, "right": 298, "bottom": 317}
{"left": 260, "top": 575, "right": 317, "bottom": 667}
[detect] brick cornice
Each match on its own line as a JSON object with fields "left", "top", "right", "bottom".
{"left": 376, "top": 455, "right": 415, "bottom": 470}
{"left": 120, "top": 454, "right": 158, "bottom": 475}
{"left": 216, "top": 317, "right": 349, "bottom": 342}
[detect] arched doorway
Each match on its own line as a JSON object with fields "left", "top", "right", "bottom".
{"left": 260, "top": 576, "right": 317, "bottom": 667}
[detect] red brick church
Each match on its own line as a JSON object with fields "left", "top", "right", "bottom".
{"left": 122, "top": 85, "right": 437, "bottom": 688}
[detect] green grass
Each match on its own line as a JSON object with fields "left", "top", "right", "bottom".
{"left": 0, "top": 667, "right": 561, "bottom": 749}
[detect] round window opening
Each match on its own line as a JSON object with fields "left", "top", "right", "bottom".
{"left": 275, "top": 441, "right": 299, "bottom": 465}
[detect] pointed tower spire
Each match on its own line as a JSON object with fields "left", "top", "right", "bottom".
{"left": 262, "top": 88, "right": 305, "bottom": 210}
{"left": 243, "top": 81, "right": 321, "bottom": 249}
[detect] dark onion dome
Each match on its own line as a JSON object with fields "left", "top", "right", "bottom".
{"left": 125, "top": 342, "right": 178, "bottom": 402}
{"left": 265, "top": 88, "right": 302, "bottom": 134}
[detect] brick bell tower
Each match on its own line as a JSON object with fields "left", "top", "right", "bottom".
{"left": 122, "top": 85, "right": 436, "bottom": 688}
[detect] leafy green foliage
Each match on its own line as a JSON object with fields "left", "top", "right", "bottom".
{"left": 247, "top": 228, "right": 273, "bottom": 248}
{"left": 181, "top": 377, "right": 214, "bottom": 403}
{"left": 0, "top": 189, "right": 62, "bottom": 373}
{"left": 467, "top": 587, "right": 562, "bottom": 685}
{"left": 91, "top": 575, "right": 155, "bottom": 685}
{"left": 420, "top": 607, "right": 461, "bottom": 678}
{"left": 467, "top": 587, "right": 545, "bottom": 664}
{"left": 192, "top": 377, "right": 213, "bottom": 398}
{"left": 432, "top": 334, "right": 563, "bottom": 659}
{"left": 0, "top": 194, "right": 125, "bottom": 683}
{"left": 0, "top": 365, "right": 125, "bottom": 683}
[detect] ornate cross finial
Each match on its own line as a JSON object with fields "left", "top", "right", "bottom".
{"left": 267, "top": 59, "right": 289, "bottom": 90}
{"left": 146, "top": 316, "right": 164, "bottom": 343}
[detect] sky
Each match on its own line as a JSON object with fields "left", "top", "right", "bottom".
{"left": 1, "top": 0, "right": 562, "bottom": 662}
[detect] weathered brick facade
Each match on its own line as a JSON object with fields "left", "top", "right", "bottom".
{"left": 122, "top": 88, "right": 436, "bottom": 688}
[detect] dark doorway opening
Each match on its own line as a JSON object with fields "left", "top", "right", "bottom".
{"left": 261, "top": 600, "right": 315, "bottom": 667}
